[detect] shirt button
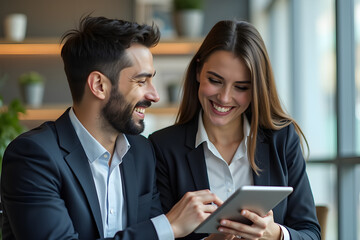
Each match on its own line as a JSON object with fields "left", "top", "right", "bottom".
{"left": 110, "top": 209, "right": 114, "bottom": 214}
{"left": 228, "top": 188, "right": 232, "bottom": 192}
{"left": 103, "top": 154, "right": 108, "bottom": 158}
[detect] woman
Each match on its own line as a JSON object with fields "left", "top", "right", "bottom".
{"left": 149, "top": 20, "right": 320, "bottom": 240}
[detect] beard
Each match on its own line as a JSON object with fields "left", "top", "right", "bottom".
{"left": 102, "top": 87, "right": 151, "bottom": 135}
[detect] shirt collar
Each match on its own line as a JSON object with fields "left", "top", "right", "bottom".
{"left": 195, "top": 112, "right": 209, "bottom": 148}
{"left": 195, "top": 111, "right": 251, "bottom": 148}
{"left": 69, "top": 108, "right": 130, "bottom": 163}
{"left": 243, "top": 115, "right": 250, "bottom": 149}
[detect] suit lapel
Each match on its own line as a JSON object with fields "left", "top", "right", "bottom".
{"left": 185, "top": 117, "right": 210, "bottom": 190}
{"left": 55, "top": 109, "right": 104, "bottom": 237}
{"left": 187, "top": 147, "right": 210, "bottom": 190}
{"left": 253, "top": 131, "right": 270, "bottom": 186}
{"left": 120, "top": 151, "right": 138, "bottom": 225}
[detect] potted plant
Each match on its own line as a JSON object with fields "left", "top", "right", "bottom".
{"left": 167, "top": 81, "right": 182, "bottom": 104}
{"left": 173, "top": 0, "right": 204, "bottom": 37}
{"left": 4, "top": 13, "right": 27, "bottom": 42}
{"left": 18, "top": 71, "right": 45, "bottom": 108}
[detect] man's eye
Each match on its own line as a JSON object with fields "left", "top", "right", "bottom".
{"left": 138, "top": 79, "right": 146, "bottom": 85}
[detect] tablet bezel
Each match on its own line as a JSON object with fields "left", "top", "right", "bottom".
{"left": 194, "top": 185, "right": 293, "bottom": 233}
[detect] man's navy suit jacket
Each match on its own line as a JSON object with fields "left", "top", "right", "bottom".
{"left": 149, "top": 116, "right": 321, "bottom": 240}
{"left": 1, "top": 109, "right": 163, "bottom": 240}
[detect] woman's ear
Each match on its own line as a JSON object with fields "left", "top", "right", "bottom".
{"left": 87, "top": 71, "right": 109, "bottom": 100}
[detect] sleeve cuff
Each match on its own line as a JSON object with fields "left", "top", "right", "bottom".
{"left": 278, "top": 224, "right": 290, "bottom": 240}
{"left": 151, "top": 214, "right": 174, "bottom": 240}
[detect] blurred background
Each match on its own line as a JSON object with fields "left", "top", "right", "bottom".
{"left": 0, "top": 0, "right": 359, "bottom": 239}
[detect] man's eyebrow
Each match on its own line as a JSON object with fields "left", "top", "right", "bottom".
{"left": 133, "top": 70, "right": 156, "bottom": 79}
{"left": 207, "top": 71, "right": 251, "bottom": 84}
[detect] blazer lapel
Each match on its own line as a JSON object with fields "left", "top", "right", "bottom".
{"left": 187, "top": 147, "right": 210, "bottom": 190}
{"left": 120, "top": 151, "right": 138, "bottom": 225}
{"left": 55, "top": 109, "right": 104, "bottom": 237}
{"left": 253, "top": 130, "right": 270, "bottom": 186}
{"left": 185, "top": 118, "right": 210, "bottom": 190}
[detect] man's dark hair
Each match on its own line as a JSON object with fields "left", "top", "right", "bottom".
{"left": 61, "top": 15, "right": 160, "bottom": 103}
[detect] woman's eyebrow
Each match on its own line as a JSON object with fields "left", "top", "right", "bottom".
{"left": 207, "top": 70, "right": 251, "bottom": 84}
{"left": 207, "top": 71, "right": 224, "bottom": 80}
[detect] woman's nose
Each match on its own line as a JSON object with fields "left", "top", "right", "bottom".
{"left": 217, "top": 87, "right": 232, "bottom": 103}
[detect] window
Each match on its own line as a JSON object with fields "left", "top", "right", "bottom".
{"left": 356, "top": 0, "right": 360, "bottom": 155}
{"left": 250, "top": 0, "right": 360, "bottom": 239}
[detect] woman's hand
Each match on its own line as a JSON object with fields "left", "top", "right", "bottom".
{"left": 217, "top": 210, "right": 282, "bottom": 240}
{"left": 206, "top": 233, "right": 239, "bottom": 240}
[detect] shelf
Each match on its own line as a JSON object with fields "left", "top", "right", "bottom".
{"left": 18, "top": 105, "right": 178, "bottom": 121}
{"left": 0, "top": 38, "right": 202, "bottom": 56}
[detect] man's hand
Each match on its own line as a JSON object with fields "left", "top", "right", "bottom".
{"left": 166, "top": 189, "right": 223, "bottom": 238}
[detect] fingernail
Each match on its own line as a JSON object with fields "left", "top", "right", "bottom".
{"left": 241, "top": 210, "right": 246, "bottom": 215}
{"left": 221, "top": 220, "right": 227, "bottom": 225}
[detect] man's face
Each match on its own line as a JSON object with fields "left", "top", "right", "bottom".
{"left": 102, "top": 44, "right": 159, "bottom": 135}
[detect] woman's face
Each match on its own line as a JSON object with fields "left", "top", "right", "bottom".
{"left": 198, "top": 50, "right": 252, "bottom": 129}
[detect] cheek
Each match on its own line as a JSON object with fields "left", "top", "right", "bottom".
{"left": 235, "top": 91, "right": 252, "bottom": 106}
{"left": 122, "top": 88, "right": 142, "bottom": 104}
{"left": 198, "top": 81, "right": 217, "bottom": 98}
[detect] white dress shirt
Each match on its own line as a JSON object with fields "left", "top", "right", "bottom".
{"left": 69, "top": 108, "right": 173, "bottom": 239}
{"left": 195, "top": 112, "right": 253, "bottom": 201}
{"left": 195, "top": 112, "right": 289, "bottom": 240}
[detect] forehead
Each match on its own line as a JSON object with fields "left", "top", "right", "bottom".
{"left": 123, "top": 44, "right": 154, "bottom": 73}
{"left": 202, "top": 50, "right": 250, "bottom": 80}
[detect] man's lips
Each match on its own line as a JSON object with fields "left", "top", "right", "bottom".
{"left": 134, "top": 107, "right": 145, "bottom": 114}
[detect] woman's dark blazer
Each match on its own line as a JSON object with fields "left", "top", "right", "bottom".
{"left": 149, "top": 116, "right": 321, "bottom": 240}
{"left": 1, "top": 108, "right": 163, "bottom": 240}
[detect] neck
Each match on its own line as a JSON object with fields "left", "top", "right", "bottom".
{"left": 203, "top": 116, "right": 244, "bottom": 146}
{"left": 73, "top": 104, "right": 118, "bottom": 154}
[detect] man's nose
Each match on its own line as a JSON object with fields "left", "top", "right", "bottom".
{"left": 145, "top": 83, "right": 160, "bottom": 103}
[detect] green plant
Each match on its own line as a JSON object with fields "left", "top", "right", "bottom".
{"left": 174, "top": 0, "right": 204, "bottom": 10}
{"left": 0, "top": 74, "right": 26, "bottom": 172}
{"left": 18, "top": 71, "right": 44, "bottom": 85}
{"left": 0, "top": 98, "right": 26, "bottom": 167}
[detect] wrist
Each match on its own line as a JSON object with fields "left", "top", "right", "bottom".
{"left": 166, "top": 214, "right": 179, "bottom": 238}
{"left": 277, "top": 224, "right": 284, "bottom": 240}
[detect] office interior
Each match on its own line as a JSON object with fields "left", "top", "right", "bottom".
{"left": 0, "top": 0, "right": 359, "bottom": 239}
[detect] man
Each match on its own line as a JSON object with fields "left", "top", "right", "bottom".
{"left": 1, "top": 16, "right": 221, "bottom": 240}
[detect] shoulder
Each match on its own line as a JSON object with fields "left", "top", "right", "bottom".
{"left": 260, "top": 123, "right": 299, "bottom": 144}
{"left": 148, "top": 123, "right": 190, "bottom": 147}
{"left": 150, "top": 124, "right": 185, "bottom": 139}
{"left": 259, "top": 123, "right": 303, "bottom": 168}
{"left": 8, "top": 121, "right": 57, "bottom": 148}
{"left": 126, "top": 134, "right": 153, "bottom": 150}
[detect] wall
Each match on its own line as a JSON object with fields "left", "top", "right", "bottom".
{"left": 0, "top": 0, "right": 133, "bottom": 37}
{"left": 0, "top": 0, "right": 249, "bottom": 107}
{"left": 0, "top": 0, "right": 133, "bottom": 105}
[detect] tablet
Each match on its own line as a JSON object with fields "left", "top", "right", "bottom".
{"left": 194, "top": 185, "right": 293, "bottom": 233}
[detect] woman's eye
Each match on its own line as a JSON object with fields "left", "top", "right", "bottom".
{"left": 208, "top": 78, "right": 221, "bottom": 84}
{"left": 235, "top": 86, "right": 249, "bottom": 91}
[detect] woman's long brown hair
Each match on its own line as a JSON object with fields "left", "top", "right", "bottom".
{"left": 176, "top": 20, "right": 308, "bottom": 174}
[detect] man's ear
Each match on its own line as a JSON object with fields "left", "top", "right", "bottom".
{"left": 87, "top": 71, "right": 109, "bottom": 100}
